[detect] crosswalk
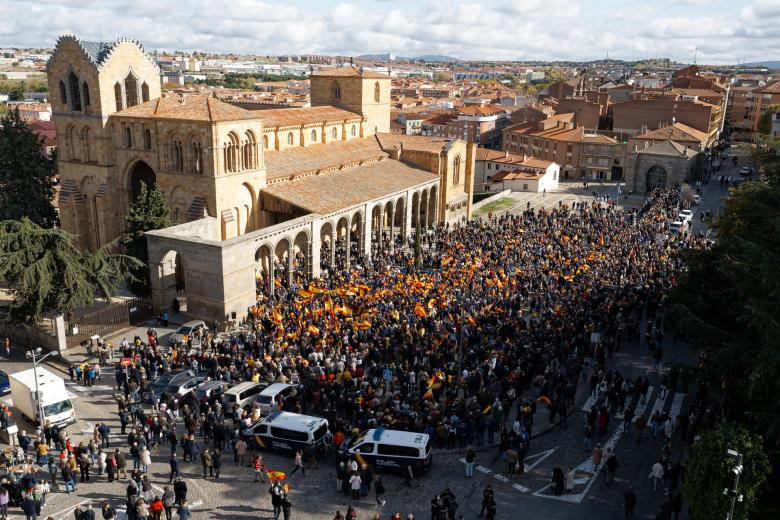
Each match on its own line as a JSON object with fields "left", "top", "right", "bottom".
{"left": 459, "top": 386, "right": 686, "bottom": 504}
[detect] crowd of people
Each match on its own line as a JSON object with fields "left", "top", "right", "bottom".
{"left": 0, "top": 187, "right": 704, "bottom": 519}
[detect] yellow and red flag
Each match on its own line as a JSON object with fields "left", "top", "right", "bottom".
{"left": 414, "top": 303, "right": 427, "bottom": 318}
{"left": 267, "top": 470, "right": 287, "bottom": 481}
{"left": 307, "top": 324, "right": 320, "bottom": 336}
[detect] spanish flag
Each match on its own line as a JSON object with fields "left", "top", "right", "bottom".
{"left": 466, "top": 315, "right": 476, "bottom": 327}
{"left": 272, "top": 311, "right": 283, "bottom": 324}
{"left": 481, "top": 405, "right": 492, "bottom": 415}
{"left": 599, "top": 234, "right": 605, "bottom": 247}
{"left": 422, "top": 388, "right": 433, "bottom": 400}
{"left": 414, "top": 303, "right": 427, "bottom": 318}
{"left": 537, "top": 396, "right": 552, "bottom": 407}
{"left": 267, "top": 470, "right": 287, "bottom": 481}
{"left": 354, "top": 321, "right": 371, "bottom": 330}
{"left": 307, "top": 324, "right": 320, "bottom": 336}
{"left": 297, "top": 289, "right": 313, "bottom": 300}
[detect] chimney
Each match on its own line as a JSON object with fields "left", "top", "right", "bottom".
{"left": 505, "top": 150, "right": 509, "bottom": 158}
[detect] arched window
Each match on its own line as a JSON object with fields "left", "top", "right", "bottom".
{"left": 287, "top": 132, "right": 293, "bottom": 146}
{"left": 224, "top": 132, "right": 239, "bottom": 172}
{"left": 66, "top": 125, "right": 80, "bottom": 161}
{"left": 332, "top": 81, "right": 341, "bottom": 100}
{"left": 125, "top": 73, "right": 139, "bottom": 107}
{"left": 244, "top": 131, "right": 256, "bottom": 169}
{"left": 68, "top": 72, "right": 81, "bottom": 111}
{"left": 331, "top": 127, "right": 338, "bottom": 140}
{"left": 350, "top": 125, "right": 356, "bottom": 137}
{"left": 82, "top": 82, "right": 90, "bottom": 107}
{"left": 144, "top": 128, "right": 152, "bottom": 150}
{"left": 141, "top": 82, "right": 150, "bottom": 103}
{"left": 374, "top": 81, "right": 380, "bottom": 103}
{"left": 263, "top": 134, "right": 269, "bottom": 150}
{"left": 114, "top": 82, "right": 123, "bottom": 112}
{"left": 124, "top": 126, "right": 132, "bottom": 148}
{"left": 81, "top": 127, "right": 91, "bottom": 162}
{"left": 171, "top": 140, "right": 183, "bottom": 171}
{"left": 192, "top": 142, "right": 202, "bottom": 174}
{"left": 59, "top": 81, "right": 67, "bottom": 105}
{"left": 453, "top": 155, "right": 461, "bottom": 185}
{"left": 310, "top": 129, "right": 317, "bottom": 143}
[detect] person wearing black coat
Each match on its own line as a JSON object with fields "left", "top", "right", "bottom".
{"left": 168, "top": 454, "right": 179, "bottom": 483}
{"left": 212, "top": 449, "right": 221, "bottom": 479}
{"left": 173, "top": 478, "right": 187, "bottom": 505}
{"left": 82, "top": 504, "right": 96, "bottom": 520}
{"left": 21, "top": 494, "right": 36, "bottom": 520}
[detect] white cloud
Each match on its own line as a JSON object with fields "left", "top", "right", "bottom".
{"left": 0, "top": 0, "right": 777, "bottom": 63}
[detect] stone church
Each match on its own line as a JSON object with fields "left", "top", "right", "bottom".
{"left": 48, "top": 36, "right": 475, "bottom": 321}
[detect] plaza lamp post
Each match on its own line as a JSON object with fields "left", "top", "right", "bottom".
{"left": 25, "top": 347, "right": 59, "bottom": 432}
{"left": 724, "top": 448, "right": 744, "bottom": 520}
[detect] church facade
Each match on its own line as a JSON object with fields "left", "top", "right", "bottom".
{"left": 48, "top": 36, "right": 475, "bottom": 321}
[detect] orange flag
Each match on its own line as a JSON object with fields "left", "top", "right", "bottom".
{"left": 414, "top": 303, "right": 427, "bottom": 318}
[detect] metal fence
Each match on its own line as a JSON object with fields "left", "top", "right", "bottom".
{"left": 66, "top": 297, "right": 153, "bottom": 347}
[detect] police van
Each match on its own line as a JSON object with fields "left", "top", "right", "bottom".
{"left": 341, "top": 428, "right": 432, "bottom": 474}
{"left": 242, "top": 411, "right": 329, "bottom": 453}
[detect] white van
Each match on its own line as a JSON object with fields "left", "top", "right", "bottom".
{"left": 222, "top": 382, "right": 266, "bottom": 410}
{"left": 341, "top": 428, "right": 432, "bottom": 474}
{"left": 255, "top": 383, "right": 296, "bottom": 414}
{"left": 242, "top": 411, "right": 329, "bottom": 453}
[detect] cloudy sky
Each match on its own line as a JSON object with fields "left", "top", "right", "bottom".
{"left": 1, "top": 0, "right": 778, "bottom": 63}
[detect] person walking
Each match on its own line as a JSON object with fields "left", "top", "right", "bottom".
{"left": 289, "top": 449, "right": 305, "bottom": 477}
{"left": 374, "top": 475, "right": 386, "bottom": 506}
{"left": 465, "top": 446, "right": 476, "bottom": 478}
{"left": 162, "top": 487, "right": 175, "bottom": 520}
{"left": 591, "top": 443, "right": 603, "bottom": 472}
{"left": 648, "top": 460, "right": 665, "bottom": 492}
{"left": 270, "top": 483, "right": 283, "bottom": 520}
{"left": 605, "top": 449, "right": 619, "bottom": 484}
{"left": 176, "top": 500, "right": 191, "bottom": 520}
{"left": 253, "top": 455, "right": 266, "bottom": 483}
{"left": 234, "top": 438, "right": 248, "bottom": 465}
{"left": 478, "top": 485, "right": 493, "bottom": 517}
{"left": 200, "top": 448, "right": 213, "bottom": 478}
{"left": 624, "top": 487, "right": 637, "bottom": 518}
{"left": 565, "top": 466, "right": 575, "bottom": 494}
{"left": 140, "top": 447, "right": 152, "bottom": 475}
{"left": 552, "top": 467, "right": 564, "bottom": 496}
{"left": 168, "top": 453, "right": 180, "bottom": 483}
{"left": 173, "top": 477, "right": 187, "bottom": 506}
{"left": 0, "top": 486, "right": 9, "bottom": 520}
{"left": 212, "top": 449, "right": 221, "bottom": 479}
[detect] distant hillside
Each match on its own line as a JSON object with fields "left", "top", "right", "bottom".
{"left": 741, "top": 61, "right": 780, "bottom": 69}
{"left": 356, "top": 53, "right": 460, "bottom": 62}
{"left": 415, "top": 54, "right": 460, "bottom": 62}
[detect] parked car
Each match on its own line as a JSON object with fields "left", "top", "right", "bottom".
{"left": 739, "top": 166, "right": 751, "bottom": 176}
{"left": 169, "top": 320, "right": 208, "bottom": 346}
{"left": 142, "top": 369, "right": 195, "bottom": 402}
{"left": 0, "top": 370, "right": 10, "bottom": 394}
{"left": 167, "top": 375, "right": 208, "bottom": 401}
{"left": 192, "top": 380, "right": 231, "bottom": 406}
{"left": 693, "top": 194, "right": 701, "bottom": 205}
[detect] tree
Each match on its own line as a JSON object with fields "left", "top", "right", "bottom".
{"left": 667, "top": 165, "right": 780, "bottom": 442}
{"left": 685, "top": 423, "right": 770, "bottom": 520}
{"left": 123, "top": 182, "right": 173, "bottom": 296}
{"left": 0, "top": 109, "right": 58, "bottom": 227}
{"left": 756, "top": 106, "right": 778, "bottom": 136}
{"left": 0, "top": 218, "right": 141, "bottom": 323}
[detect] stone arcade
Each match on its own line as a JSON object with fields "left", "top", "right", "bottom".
{"left": 48, "top": 36, "right": 475, "bottom": 321}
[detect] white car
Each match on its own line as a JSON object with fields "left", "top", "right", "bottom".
{"left": 669, "top": 220, "right": 685, "bottom": 234}
{"left": 678, "top": 210, "right": 693, "bottom": 223}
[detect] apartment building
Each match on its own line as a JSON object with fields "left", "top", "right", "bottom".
{"left": 750, "top": 80, "right": 780, "bottom": 132}
{"left": 422, "top": 105, "right": 510, "bottom": 148}
{"left": 503, "top": 113, "right": 627, "bottom": 180}
{"left": 726, "top": 86, "right": 757, "bottom": 130}
{"left": 474, "top": 147, "right": 555, "bottom": 191}
{"left": 612, "top": 98, "right": 722, "bottom": 146}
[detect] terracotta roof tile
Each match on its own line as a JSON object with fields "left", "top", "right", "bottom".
{"left": 375, "top": 133, "right": 452, "bottom": 153}
{"left": 253, "top": 106, "right": 362, "bottom": 128}
{"left": 264, "top": 137, "right": 388, "bottom": 181}
{"left": 116, "top": 95, "right": 257, "bottom": 122}
{"left": 261, "top": 159, "right": 436, "bottom": 214}
{"left": 310, "top": 66, "right": 389, "bottom": 80}
{"left": 635, "top": 122, "right": 708, "bottom": 143}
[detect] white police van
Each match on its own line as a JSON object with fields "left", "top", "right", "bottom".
{"left": 242, "top": 411, "right": 329, "bottom": 453}
{"left": 341, "top": 428, "right": 432, "bottom": 474}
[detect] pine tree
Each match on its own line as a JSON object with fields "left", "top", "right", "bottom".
{"left": 0, "top": 218, "right": 141, "bottom": 323}
{"left": 123, "top": 182, "right": 173, "bottom": 296}
{"left": 0, "top": 109, "right": 58, "bottom": 227}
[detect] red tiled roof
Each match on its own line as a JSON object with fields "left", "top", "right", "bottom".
{"left": 116, "top": 95, "right": 257, "bottom": 122}
{"left": 310, "top": 66, "right": 389, "bottom": 80}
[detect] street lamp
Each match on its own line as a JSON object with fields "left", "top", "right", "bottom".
{"left": 724, "top": 448, "right": 744, "bottom": 520}
{"left": 25, "top": 347, "right": 59, "bottom": 432}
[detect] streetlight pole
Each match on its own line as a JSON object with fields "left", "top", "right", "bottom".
{"left": 25, "top": 347, "right": 59, "bottom": 432}
{"left": 725, "top": 449, "right": 744, "bottom": 520}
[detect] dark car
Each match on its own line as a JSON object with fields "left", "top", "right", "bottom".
{"left": 0, "top": 370, "right": 10, "bottom": 394}
{"left": 142, "top": 369, "right": 195, "bottom": 402}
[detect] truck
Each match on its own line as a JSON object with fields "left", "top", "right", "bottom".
{"left": 9, "top": 367, "right": 76, "bottom": 428}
